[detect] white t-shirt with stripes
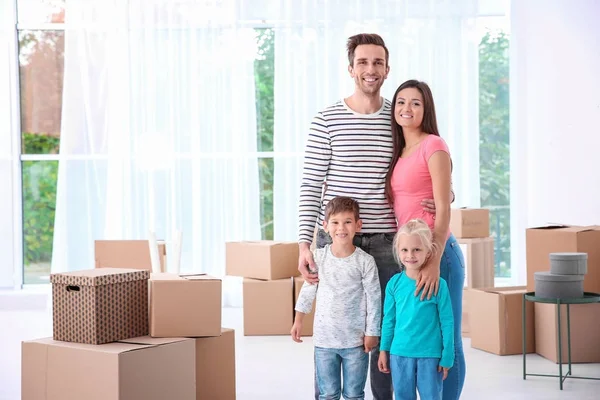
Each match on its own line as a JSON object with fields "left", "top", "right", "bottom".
{"left": 298, "top": 98, "right": 397, "bottom": 243}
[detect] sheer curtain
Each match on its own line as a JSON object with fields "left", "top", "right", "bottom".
{"left": 272, "top": 0, "right": 482, "bottom": 240}
{"left": 52, "top": 0, "right": 259, "bottom": 306}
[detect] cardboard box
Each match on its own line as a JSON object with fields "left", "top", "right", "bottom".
{"left": 534, "top": 302, "right": 600, "bottom": 363}
{"left": 293, "top": 276, "right": 315, "bottom": 337}
{"left": 150, "top": 273, "right": 222, "bottom": 337}
{"left": 95, "top": 240, "right": 167, "bottom": 271}
{"left": 469, "top": 287, "right": 535, "bottom": 355}
{"left": 526, "top": 225, "right": 600, "bottom": 292}
{"left": 243, "top": 278, "right": 293, "bottom": 335}
{"left": 462, "top": 288, "right": 470, "bottom": 338}
{"left": 226, "top": 241, "right": 299, "bottom": 280}
{"left": 50, "top": 268, "right": 149, "bottom": 344}
{"left": 195, "top": 328, "right": 236, "bottom": 400}
{"left": 22, "top": 336, "right": 195, "bottom": 400}
{"left": 450, "top": 208, "right": 490, "bottom": 238}
{"left": 458, "top": 237, "right": 495, "bottom": 289}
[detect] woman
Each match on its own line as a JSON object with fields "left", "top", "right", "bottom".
{"left": 384, "top": 79, "right": 466, "bottom": 400}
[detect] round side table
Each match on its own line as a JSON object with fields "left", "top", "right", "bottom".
{"left": 522, "top": 291, "right": 600, "bottom": 390}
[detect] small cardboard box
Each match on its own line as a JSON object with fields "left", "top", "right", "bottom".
{"left": 22, "top": 336, "right": 195, "bottom": 400}
{"left": 469, "top": 287, "right": 535, "bottom": 355}
{"left": 50, "top": 268, "right": 149, "bottom": 344}
{"left": 294, "top": 276, "right": 315, "bottom": 337}
{"left": 226, "top": 241, "right": 299, "bottom": 280}
{"left": 195, "top": 328, "right": 236, "bottom": 400}
{"left": 150, "top": 273, "right": 222, "bottom": 338}
{"left": 534, "top": 302, "right": 600, "bottom": 363}
{"left": 458, "top": 237, "right": 495, "bottom": 289}
{"left": 95, "top": 240, "right": 167, "bottom": 271}
{"left": 526, "top": 225, "right": 600, "bottom": 292}
{"left": 243, "top": 278, "right": 293, "bottom": 335}
{"left": 450, "top": 208, "right": 490, "bottom": 238}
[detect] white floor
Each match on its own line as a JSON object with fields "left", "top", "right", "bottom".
{"left": 1, "top": 295, "right": 600, "bottom": 400}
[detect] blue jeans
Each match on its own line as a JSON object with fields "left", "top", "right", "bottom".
{"left": 315, "top": 229, "right": 399, "bottom": 400}
{"left": 390, "top": 355, "right": 443, "bottom": 400}
{"left": 314, "top": 346, "right": 369, "bottom": 400}
{"left": 439, "top": 234, "right": 466, "bottom": 400}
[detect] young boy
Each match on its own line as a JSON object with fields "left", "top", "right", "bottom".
{"left": 291, "top": 196, "right": 382, "bottom": 400}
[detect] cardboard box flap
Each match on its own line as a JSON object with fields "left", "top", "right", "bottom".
{"left": 528, "top": 224, "right": 599, "bottom": 233}
{"left": 50, "top": 268, "right": 149, "bottom": 286}
{"left": 23, "top": 337, "right": 156, "bottom": 354}
{"left": 476, "top": 286, "right": 527, "bottom": 296}
{"left": 118, "top": 336, "right": 190, "bottom": 346}
{"left": 150, "top": 273, "right": 219, "bottom": 282}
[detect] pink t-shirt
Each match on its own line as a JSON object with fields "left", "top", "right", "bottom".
{"left": 390, "top": 134, "right": 450, "bottom": 235}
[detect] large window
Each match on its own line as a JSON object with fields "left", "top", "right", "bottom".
{"left": 18, "top": 1, "right": 65, "bottom": 284}
{"left": 477, "top": 17, "right": 510, "bottom": 278}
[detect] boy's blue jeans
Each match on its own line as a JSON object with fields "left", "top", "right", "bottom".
{"left": 314, "top": 346, "right": 369, "bottom": 400}
{"left": 390, "top": 355, "right": 442, "bottom": 400}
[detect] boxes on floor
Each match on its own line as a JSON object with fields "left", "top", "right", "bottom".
{"left": 149, "top": 273, "right": 222, "bottom": 337}
{"left": 458, "top": 237, "right": 495, "bottom": 289}
{"left": 243, "top": 278, "right": 293, "bottom": 335}
{"left": 526, "top": 225, "right": 600, "bottom": 293}
{"left": 468, "top": 287, "right": 535, "bottom": 355}
{"left": 534, "top": 302, "right": 600, "bottom": 363}
{"left": 450, "top": 208, "right": 490, "bottom": 238}
{"left": 95, "top": 240, "right": 167, "bottom": 271}
{"left": 195, "top": 328, "right": 236, "bottom": 400}
{"left": 21, "top": 336, "right": 195, "bottom": 400}
{"left": 294, "top": 276, "right": 315, "bottom": 337}
{"left": 226, "top": 241, "right": 299, "bottom": 280}
{"left": 50, "top": 268, "right": 149, "bottom": 344}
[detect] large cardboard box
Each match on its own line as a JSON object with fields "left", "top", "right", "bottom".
{"left": 469, "top": 287, "right": 535, "bottom": 355}
{"left": 457, "top": 237, "right": 495, "bottom": 289}
{"left": 293, "top": 276, "right": 315, "bottom": 337}
{"left": 243, "top": 278, "right": 293, "bottom": 335}
{"left": 150, "top": 273, "right": 222, "bottom": 337}
{"left": 22, "top": 336, "right": 195, "bottom": 400}
{"left": 50, "top": 268, "right": 149, "bottom": 344}
{"left": 534, "top": 302, "right": 600, "bottom": 363}
{"left": 226, "top": 241, "right": 299, "bottom": 280}
{"left": 195, "top": 328, "right": 236, "bottom": 400}
{"left": 95, "top": 240, "right": 167, "bottom": 271}
{"left": 450, "top": 208, "right": 490, "bottom": 238}
{"left": 526, "top": 225, "right": 600, "bottom": 292}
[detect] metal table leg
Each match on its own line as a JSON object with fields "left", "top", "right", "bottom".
{"left": 557, "top": 300, "right": 563, "bottom": 390}
{"left": 523, "top": 293, "right": 527, "bottom": 380}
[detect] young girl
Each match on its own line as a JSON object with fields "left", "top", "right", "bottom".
{"left": 378, "top": 219, "right": 454, "bottom": 400}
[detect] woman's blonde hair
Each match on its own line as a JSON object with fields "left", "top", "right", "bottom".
{"left": 392, "top": 219, "right": 438, "bottom": 266}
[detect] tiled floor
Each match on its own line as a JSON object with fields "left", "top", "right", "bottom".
{"left": 1, "top": 295, "right": 599, "bottom": 400}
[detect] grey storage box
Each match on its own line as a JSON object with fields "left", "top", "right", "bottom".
{"left": 534, "top": 271, "right": 584, "bottom": 299}
{"left": 549, "top": 252, "right": 588, "bottom": 275}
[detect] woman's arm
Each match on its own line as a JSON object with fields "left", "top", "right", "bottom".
{"left": 415, "top": 150, "right": 452, "bottom": 300}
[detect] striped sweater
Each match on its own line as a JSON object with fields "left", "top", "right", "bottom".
{"left": 298, "top": 98, "right": 397, "bottom": 243}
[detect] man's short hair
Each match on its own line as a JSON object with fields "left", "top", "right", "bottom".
{"left": 324, "top": 196, "right": 360, "bottom": 222}
{"left": 346, "top": 33, "right": 389, "bottom": 66}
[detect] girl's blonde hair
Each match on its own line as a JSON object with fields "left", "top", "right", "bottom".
{"left": 392, "top": 219, "right": 438, "bottom": 266}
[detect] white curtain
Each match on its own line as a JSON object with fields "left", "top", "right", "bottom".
{"left": 510, "top": 0, "right": 600, "bottom": 285}
{"left": 52, "top": 0, "right": 260, "bottom": 306}
{"left": 272, "top": 0, "right": 483, "bottom": 241}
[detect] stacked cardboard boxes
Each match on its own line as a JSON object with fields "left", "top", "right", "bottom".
{"left": 526, "top": 225, "right": 600, "bottom": 363}
{"left": 226, "top": 241, "right": 315, "bottom": 336}
{"left": 449, "top": 208, "right": 495, "bottom": 338}
{"left": 22, "top": 240, "right": 236, "bottom": 400}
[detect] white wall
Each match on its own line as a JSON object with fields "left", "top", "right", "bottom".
{"left": 0, "top": 0, "right": 20, "bottom": 289}
{"left": 510, "top": 0, "right": 600, "bottom": 284}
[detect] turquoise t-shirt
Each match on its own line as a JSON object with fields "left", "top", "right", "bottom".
{"left": 380, "top": 272, "right": 455, "bottom": 368}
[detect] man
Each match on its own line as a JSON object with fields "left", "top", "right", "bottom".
{"left": 297, "top": 33, "right": 439, "bottom": 400}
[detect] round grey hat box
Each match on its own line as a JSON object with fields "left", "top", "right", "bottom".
{"left": 549, "top": 252, "right": 588, "bottom": 275}
{"left": 534, "top": 271, "right": 584, "bottom": 299}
